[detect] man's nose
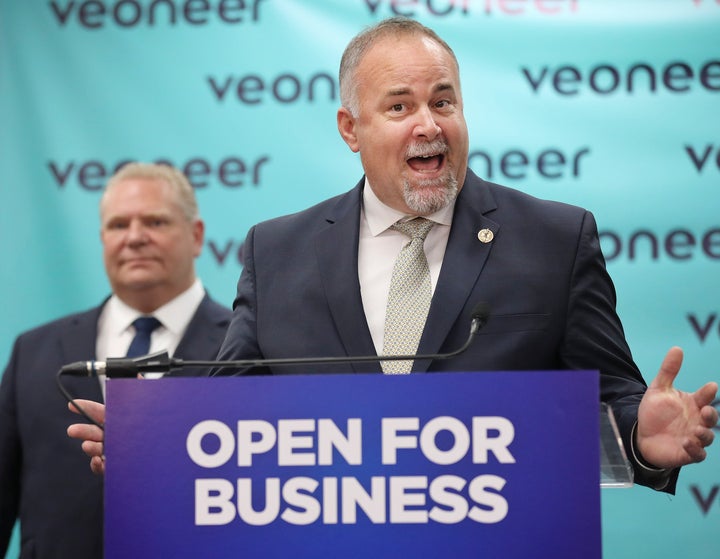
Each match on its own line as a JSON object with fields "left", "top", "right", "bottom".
{"left": 413, "top": 107, "right": 441, "bottom": 140}
{"left": 126, "top": 221, "right": 149, "bottom": 244}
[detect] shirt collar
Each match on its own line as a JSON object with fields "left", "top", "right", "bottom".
{"left": 106, "top": 279, "right": 205, "bottom": 337}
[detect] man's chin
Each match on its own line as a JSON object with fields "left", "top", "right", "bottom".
{"left": 404, "top": 178, "right": 458, "bottom": 214}
{"left": 117, "top": 273, "right": 163, "bottom": 291}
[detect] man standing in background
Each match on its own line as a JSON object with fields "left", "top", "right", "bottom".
{"left": 0, "top": 163, "right": 231, "bottom": 559}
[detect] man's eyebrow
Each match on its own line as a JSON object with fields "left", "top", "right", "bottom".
{"left": 386, "top": 87, "right": 411, "bottom": 97}
{"left": 385, "top": 82, "right": 455, "bottom": 98}
{"left": 104, "top": 210, "right": 171, "bottom": 221}
{"left": 434, "top": 82, "right": 455, "bottom": 94}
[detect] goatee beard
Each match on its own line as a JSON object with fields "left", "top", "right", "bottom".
{"left": 403, "top": 171, "right": 459, "bottom": 215}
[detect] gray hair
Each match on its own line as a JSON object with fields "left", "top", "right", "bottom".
{"left": 339, "top": 17, "right": 460, "bottom": 117}
{"left": 101, "top": 162, "right": 199, "bottom": 221}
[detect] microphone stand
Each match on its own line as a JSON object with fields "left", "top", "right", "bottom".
{"left": 58, "top": 305, "right": 489, "bottom": 430}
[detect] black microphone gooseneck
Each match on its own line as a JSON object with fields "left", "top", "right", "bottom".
{"left": 60, "top": 302, "right": 491, "bottom": 378}
{"left": 57, "top": 302, "right": 490, "bottom": 429}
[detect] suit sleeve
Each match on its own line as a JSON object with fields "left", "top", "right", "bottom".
{"left": 561, "top": 210, "right": 679, "bottom": 492}
{"left": 0, "top": 338, "right": 22, "bottom": 554}
{"left": 213, "top": 225, "right": 269, "bottom": 375}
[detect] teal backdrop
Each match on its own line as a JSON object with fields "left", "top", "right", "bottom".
{"left": 1, "top": 1, "right": 719, "bottom": 557}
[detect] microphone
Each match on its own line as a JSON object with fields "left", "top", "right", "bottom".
{"left": 60, "top": 302, "right": 490, "bottom": 378}
{"left": 60, "top": 352, "right": 174, "bottom": 378}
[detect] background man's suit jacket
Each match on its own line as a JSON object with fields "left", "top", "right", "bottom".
{"left": 0, "top": 294, "right": 231, "bottom": 559}
{"left": 217, "top": 169, "right": 675, "bottom": 492}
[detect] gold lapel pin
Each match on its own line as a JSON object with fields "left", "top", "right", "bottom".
{"left": 477, "top": 228, "right": 494, "bottom": 243}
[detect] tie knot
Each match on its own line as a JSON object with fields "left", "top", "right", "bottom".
{"left": 132, "top": 316, "right": 161, "bottom": 335}
{"left": 392, "top": 217, "right": 434, "bottom": 241}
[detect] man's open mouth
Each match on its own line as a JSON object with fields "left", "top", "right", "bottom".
{"left": 407, "top": 153, "right": 444, "bottom": 172}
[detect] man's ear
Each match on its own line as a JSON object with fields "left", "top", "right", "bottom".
{"left": 192, "top": 219, "right": 205, "bottom": 258}
{"left": 337, "top": 107, "right": 360, "bottom": 153}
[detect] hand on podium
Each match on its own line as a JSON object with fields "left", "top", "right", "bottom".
{"left": 637, "top": 346, "right": 718, "bottom": 469}
{"left": 67, "top": 399, "right": 107, "bottom": 475}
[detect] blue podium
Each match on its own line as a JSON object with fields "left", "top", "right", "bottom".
{"left": 104, "top": 370, "right": 607, "bottom": 558}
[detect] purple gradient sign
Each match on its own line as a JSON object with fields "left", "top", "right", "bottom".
{"left": 105, "top": 371, "right": 600, "bottom": 558}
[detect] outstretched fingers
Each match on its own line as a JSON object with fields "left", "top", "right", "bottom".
{"left": 693, "top": 381, "right": 719, "bottom": 420}
{"left": 648, "top": 346, "right": 683, "bottom": 391}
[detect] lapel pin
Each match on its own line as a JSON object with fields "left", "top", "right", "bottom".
{"left": 477, "top": 228, "right": 494, "bottom": 243}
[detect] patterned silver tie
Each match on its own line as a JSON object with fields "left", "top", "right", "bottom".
{"left": 381, "top": 217, "right": 435, "bottom": 374}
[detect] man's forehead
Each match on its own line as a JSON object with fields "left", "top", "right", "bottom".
{"left": 106, "top": 205, "right": 172, "bottom": 215}
{"left": 361, "top": 36, "right": 459, "bottom": 81}
{"left": 101, "top": 198, "right": 177, "bottom": 220}
{"left": 110, "top": 175, "right": 171, "bottom": 192}
{"left": 102, "top": 178, "right": 176, "bottom": 209}
{"left": 370, "top": 33, "right": 455, "bottom": 63}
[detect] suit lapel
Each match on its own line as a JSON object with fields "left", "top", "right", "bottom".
{"left": 171, "top": 295, "right": 231, "bottom": 377}
{"left": 415, "top": 171, "right": 499, "bottom": 371}
{"left": 312, "top": 173, "right": 499, "bottom": 373}
{"left": 174, "top": 295, "right": 229, "bottom": 360}
{"left": 315, "top": 181, "right": 380, "bottom": 372}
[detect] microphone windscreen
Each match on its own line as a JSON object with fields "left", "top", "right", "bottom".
{"left": 471, "top": 301, "right": 490, "bottom": 328}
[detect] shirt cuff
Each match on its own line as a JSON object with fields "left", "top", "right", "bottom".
{"left": 630, "top": 422, "right": 673, "bottom": 490}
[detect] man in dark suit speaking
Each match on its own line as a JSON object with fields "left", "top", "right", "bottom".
{"left": 0, "top": 162, "right": 231, "bottom": 559}
{"left": 211, "top": 17, "right": 717, "bottom": 491}
{"left": 70, "top": 18, "right": 717, "bottom": 496}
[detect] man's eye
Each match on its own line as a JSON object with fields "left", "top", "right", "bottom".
{"left": 107, "top": 222, "right": 127, "bottom": 230}
{"left": 391, "top": 104, "right": 404, "bottom": 112}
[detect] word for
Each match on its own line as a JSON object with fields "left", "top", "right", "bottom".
{"left": 522, "top": 60, "right": 720, "bottom": 95}
{"left": 48, "top": 155, "right": 269, "bottom": 190}
{"left": 599, "top": 227, "right": 720, "bottom": 262}
{"left": 49, "top": 0, "right": 267, "bottom": 28}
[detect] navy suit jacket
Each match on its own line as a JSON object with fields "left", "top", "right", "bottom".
{"left": 0, "top": 294, "right": 231, "bottom": 559}
{"left": 217, "top": 170, "right": 678, "bottom": 492}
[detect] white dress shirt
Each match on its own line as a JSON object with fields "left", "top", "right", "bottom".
{"left": 95, "top": 279, "right": 206, "bottom": 399}
{"left": 358, "top": 180, "right": 455, "bottom": 354}
{"left": 360, "top": 180, "right": 669, "bottom": 485}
